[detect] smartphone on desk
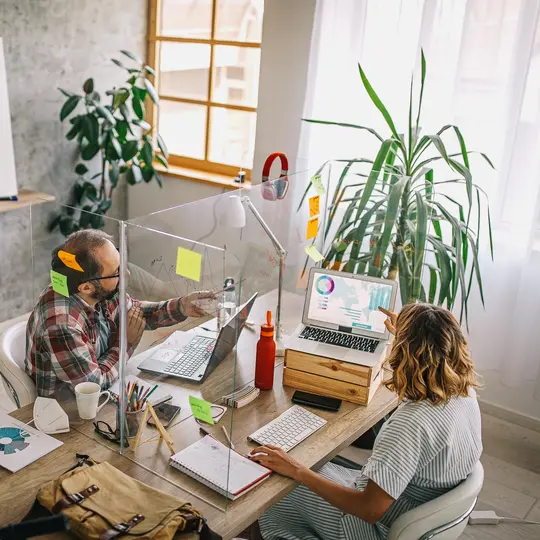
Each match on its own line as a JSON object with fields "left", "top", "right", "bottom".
{"left": 147, "top": 403, "right": 181, "bottom": 427}
{"left": 292, "top": 391, "right": 342, "bottom": 412}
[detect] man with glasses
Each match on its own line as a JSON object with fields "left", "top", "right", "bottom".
{"left": 25, "top": 230, "right": 214, "bottom": 398}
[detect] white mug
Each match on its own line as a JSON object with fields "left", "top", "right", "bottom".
{"left": 74, "top": 382, "right": 110, "bottom": 420}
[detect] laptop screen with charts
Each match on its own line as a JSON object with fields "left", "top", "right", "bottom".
{"left": 303, "top": 268, "right": 398, "bottom": 340}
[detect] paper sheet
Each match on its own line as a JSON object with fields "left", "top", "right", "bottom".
{"left": 306, "top": 217, "right": 319, "bottom": 240}
{"left": 175, "top": 247, "right": 202, "bottom": 282}
{"left": 50, "top": 270, "right": 69, "bottom": 297}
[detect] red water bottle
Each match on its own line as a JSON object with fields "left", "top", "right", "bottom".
{"left": 255, "top": 311, "right": 276, "bottom": 390}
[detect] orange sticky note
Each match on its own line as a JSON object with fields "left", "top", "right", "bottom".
{"left": 306, "top": 217, "right": 319, "bottom": 240}
{"left": 309, "top": 195, "right": 320, "bottom": 217}
{"left": 58, "top": 250, "right": 84, "bottom": 272}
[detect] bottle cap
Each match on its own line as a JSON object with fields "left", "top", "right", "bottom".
{"left": 260, "top": 310, "right": 274, "bottom": 337}
{"left": 224, "top": 277, "right": 235, "bottom": 292}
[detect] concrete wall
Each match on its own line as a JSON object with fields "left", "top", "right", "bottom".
{"left": 0, "top": 0, "right": 146, "bottom": 322}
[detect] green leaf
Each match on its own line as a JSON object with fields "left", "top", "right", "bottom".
{"left": 95, "top": 104, "right": 116, "bottom": 125}
{"left": 302, "top": 119, "right": 384, "bottom": 141}
{"left": 112, "top": 88, "right": 130, "bottom": 110}
{"left": 81, "top": 142, "right": 100, "bottom": 160}
{"left": 90, "top": 213, "right": 106, "bottom": 229}
{"left": 157, "top": 133, "right": 168, "bottom": 160}
{"left": 115, "top": 120, "right": 129, "bottom": 142}
{"left": 83, "top": 78, "right": 94, "bottom": 94}
{"left": 155, "top": 153, "right": 169, "bottom": 169}
{"left": 120, "top": 49, "right": 143, "bottom": 64}
{"left": 111, "top": 137, "right": 123, "bottom": 160}
{"left": 133, "top": 118, "right": 151, "bottom": 131}
{"left": 132, "top": 95, "right": 144, "bottom": 120}
{"left": 132, "top": 86, "right": 147, "bottom": 103}
{"left": 109, "top": 161, "right": 120, "bottom": 188}
{"left": 416, "top": 49, "right": 426, "bottom": 129}
{"left": 58, "top": 88, "right": 75, "bottom": 98}
{"left": 122, "top": 140, "right": 139, "bottom": 161}
{"left": 358, "top": 64, "right": 401, "bottom": 146}
{"left": 154, "top": 171, "right": 163, "bottom": 188}
{"left": 66, "top": 121, "right": 81, "bottom": 140}
{"left": 397, "top": 246, "right": 411, "bottom": 305}
{"left": 59, "top": 216, "right": 75, "bottom": 236}
{"left": 99, "top": 198, "right": 113, "bottom": 213}
{"left": 79, "top": 206, "right": 93, "bottom": 229}
{"left": 142, "top": 140, "right": 153, "bottom": 165}
{"left": 60, "top": 95, "right": 81, "bottom": 121}
{"left": 480, "top": 153, "right": 495, "bottom": 169}
{"left": 428, "top": 236, "right": 452, "bottom": 305}
{"left": 408, "top": 77, "right": 413, "bottom": 166}
{"left": 75, "top": 163, "right": 88, "bottom": 175}
{"left": 428, "top": 265, "right": 438, "bottom": 304}
{"left": 81, "top": 114, "right": 99, "bottom": 144}
{"left": 369, "top": 176, "right": 407, "bottom": 277}
{"left": 411, "top": 191, "right": 428, "bottom": 299}
{"left": 141, "top": 166, "right": 154, "bottom": 182}
{"left": 144, "top": 78, "right": 159, "bottom": 104}
{"left": 144, "top": 65, "right": 156, "bottom": 76}
{"left": 83, "top": 182, "right": 98, "bottom": 201}
{"left": 453, "top": 125, "right": 470, "bottom": 169}
{"left": 111, "top": 58, "right": 127, "bottom": 70}
{"left": 132, "top": 164, "right": 143, "bottom": 183}
{"left": 119, "top": 103, "right": 132, "bottom": 123}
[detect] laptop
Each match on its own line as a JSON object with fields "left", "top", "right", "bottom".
{"left": 138, "top": 293, "right": 258, "bottom": 383}
{"left": 286, "top": 269, "right": 397, "bottom": 366}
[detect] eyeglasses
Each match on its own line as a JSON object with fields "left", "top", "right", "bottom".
{"left": 93, "top": 420, "right": 129, "bottom": 447}
{"left": 81, "top": 273, "right": 120, "bottom": 285}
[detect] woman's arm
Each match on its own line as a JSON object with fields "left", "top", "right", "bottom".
{"left": 250, "top": 445, "right": 394, "bottom": 524}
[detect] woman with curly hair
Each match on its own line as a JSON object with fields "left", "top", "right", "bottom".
{"left": 253, "top": 303, "right": 482, "bottom": 540}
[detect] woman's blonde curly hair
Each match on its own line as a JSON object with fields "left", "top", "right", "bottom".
{"left": 383, "top": 302, "right": 479, "bottom": 405}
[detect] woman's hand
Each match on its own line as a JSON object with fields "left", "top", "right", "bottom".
{"left": 249, "top": 445, "right": 307, "bottom": 480}
{"left": 378, "top": 306, "right": 397, "bottom": 335}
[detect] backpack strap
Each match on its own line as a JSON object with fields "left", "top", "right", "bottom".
{"left": 52, "top": 485, "right": 99, "bottom": 514}
{"left": 99, "top": 514, "right": 145, "bottom": 540}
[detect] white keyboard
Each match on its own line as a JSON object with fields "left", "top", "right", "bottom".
{"left": 248, "top": 405, "right": 327, "bottom": 452}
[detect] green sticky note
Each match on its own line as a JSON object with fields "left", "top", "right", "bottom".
{"left": 311, "top": 174, "right": 326, "bottom": 196}
{"left": 175, "top": 247, "right": 202, "bottom": 282}
{"left": 189, "top": 395, "right": 214, "bottom": 425}
{"left": 50, "top": 270, "right": 69, "bottom": 297}
{"left": 305, "top": 244, "right": 324, "bottom": 263}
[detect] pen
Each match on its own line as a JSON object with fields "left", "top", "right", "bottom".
{"left": 221, "top": 425, "right": 235, "bottom": 449}
{"left": 144, "top": 384, "right": 159, "bottom": 404}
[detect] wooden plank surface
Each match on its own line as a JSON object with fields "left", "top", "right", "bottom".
{"left": 1, "top": 290, "right": 397, "bottom": 539}
{"left": 0, "top": 189, "right": 55, "bottom": 214}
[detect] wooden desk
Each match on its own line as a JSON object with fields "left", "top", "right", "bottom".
{"left": 1, "top": 291, "right": 397, "bottom": 539}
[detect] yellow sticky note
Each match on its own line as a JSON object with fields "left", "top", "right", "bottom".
{"left": 175, "top": 247, "right": 202, "bottom": 282}
{"left": 189, "top": 396, "right": 214, "bottom": 425}
{"left": 50, "top": 270, "right": 69, "bottom": 297}
{"left": 311, "top": 174, "right": 326, "bottom": 196}
{"left": 305, "top": 245, "right": 324, "bottom": 262}
{"left": 309, "top": 195, "right": 320, "bottom": 217}
{"left": 58, "top": 250, "right": 84, "bottom": 272}
{"left": 306, "top": 217, "right": 319, "bottom": 240}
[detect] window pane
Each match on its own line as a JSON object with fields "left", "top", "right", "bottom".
{"left": 159, "top": 101, "right": 207, "bottom": 159}
{"left": 208, "top": 107, "right": 256, "bottom": 168}
{"left": 159, "top": 0, "right": 212, "bottom": 39}
{"left": 215, "top": 0, "right": 264, "bottom": 42}
{"left": 159, "top": 42, "right": 210, "bottom": 100}
{"left": 212, "top": 46, "right": 260, "bottom": 107}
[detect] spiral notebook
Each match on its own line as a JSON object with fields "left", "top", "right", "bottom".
{"left": 169, "top": 436, "right": 271, "bottom": 500}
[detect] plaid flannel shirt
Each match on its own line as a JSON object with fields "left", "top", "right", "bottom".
{"left": 25, "top": 286, "right": 187, "bottom": 397}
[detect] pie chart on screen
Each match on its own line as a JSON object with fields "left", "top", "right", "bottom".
{"left": 316, "top": 275, "right": 335, "bottom": 295}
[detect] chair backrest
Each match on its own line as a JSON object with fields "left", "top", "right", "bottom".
{"left": 0, "top": 320, "right": 36, "bottom": 408}
{"left": 388, "top": 461, "right": 484, "bottom": 540}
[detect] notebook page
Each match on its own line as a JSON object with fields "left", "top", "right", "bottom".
{"left": 171, "top": 436, "right": 270, "bottom": 495}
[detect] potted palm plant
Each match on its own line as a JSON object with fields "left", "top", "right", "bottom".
{"left": 300, "top": 51, "right": 494, "bottom": 325}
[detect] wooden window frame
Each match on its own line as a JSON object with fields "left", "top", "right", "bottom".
{"left": 147, "top": 0, "right": 261, "bottom": 181}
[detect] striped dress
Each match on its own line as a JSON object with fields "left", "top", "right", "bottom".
{"left": 259, "top": 391, "right": 482, "bottom": 540}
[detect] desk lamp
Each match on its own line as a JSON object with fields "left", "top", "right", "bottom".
{"left": 227, "top": 194, "right": 287, "bottom": 356}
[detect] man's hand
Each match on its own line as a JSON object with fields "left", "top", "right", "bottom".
{"left": 249, "top": 445, "right": 307, "bottom": 480}
{"left": 127, "top": 305, "right": 145, "bottom": 347}
{"left": 180, "top": 291, "right": 217, "bottom": 318}
{"left": 378, "top": 306, "right": 397, "bottom": 335}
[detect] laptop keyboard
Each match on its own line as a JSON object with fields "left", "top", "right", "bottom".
{"left": 164, "top": 336, "right": 215, "bottom": 377}
{"left": 299, "top": 326, "right": 379, "bottom": 353}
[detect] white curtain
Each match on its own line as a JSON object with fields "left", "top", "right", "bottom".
{"left": 301, "top": 0, "right": 540, "bottom": 421}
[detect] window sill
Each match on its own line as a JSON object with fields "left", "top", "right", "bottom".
{"left": 155, "top": 164, "right": 251, "bottom": 191}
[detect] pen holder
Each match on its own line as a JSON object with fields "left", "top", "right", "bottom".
{"left": 122, "top": 404, "right": 148, "bottom": 439}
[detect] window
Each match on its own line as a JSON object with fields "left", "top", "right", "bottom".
{"left": 147, "top": 0, "right": 264, "bottom": 180}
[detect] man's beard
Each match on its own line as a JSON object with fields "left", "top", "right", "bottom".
{"left": 91, "top": 281, "right": 119, "bottom": 302}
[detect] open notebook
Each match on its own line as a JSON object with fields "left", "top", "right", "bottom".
{"left": 170, "top": 436, "right": 271, "bottom": 500}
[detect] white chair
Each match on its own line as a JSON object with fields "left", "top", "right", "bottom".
{"left": 0, "top": 320, "right": 36, "bottom": 408}
{"left": 388, "top": 461, "right": 484, "bottom": 540}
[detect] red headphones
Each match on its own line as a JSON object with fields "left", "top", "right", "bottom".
{"left": 262, "top": 152, "right": 289, "bottom": 200}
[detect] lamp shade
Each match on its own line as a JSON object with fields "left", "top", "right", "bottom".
{"left": 227, "top": 195, "right": 246, "bottom": 228}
